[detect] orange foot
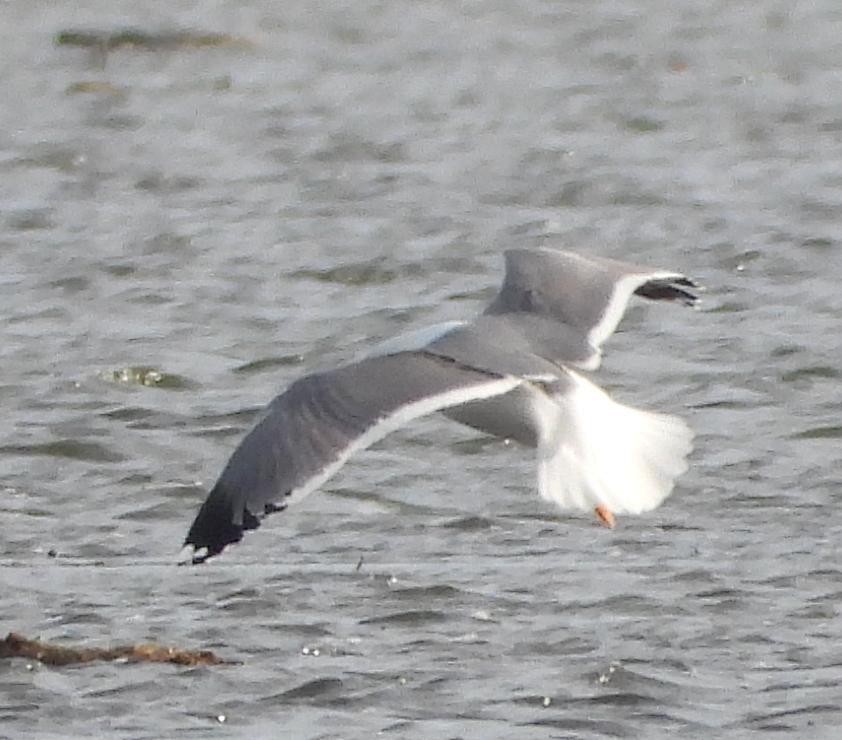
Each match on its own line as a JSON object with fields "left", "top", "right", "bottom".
{"left": 594, "top": 505, "right": 616, "bottom": 529}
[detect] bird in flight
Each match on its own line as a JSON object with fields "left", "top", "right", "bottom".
{"left": 182, "top": 248, "right": 699, "bottom": 564}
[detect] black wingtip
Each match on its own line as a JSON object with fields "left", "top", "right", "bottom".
{"left": 181, "top": 488, "right": 290, "bottom": 564}
{"left": 182, "top": 486, "right": 254, "bottom": 564}
{"left": 634, "top": 276, "right": 700, "bottom": 307}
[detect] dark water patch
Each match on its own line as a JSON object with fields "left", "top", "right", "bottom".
{"left": 588, "top": 691, "right": 656, "bottom": 707}
{"left": 630, "top": 657, "right": 695, "bottom": 676}
{"left": 538, "top": 180, "right": 588, "bottom": 208}
{"left": 328, "top": 488, "right": 433, "bottom": 516}
{"left": 427, "top": 256, "right": 488, "bottom": 274}
{"left": 505, "top": 218, "right": 563, "bottom": 237}
{"left": 742, "top": 703, "right": 840, "bottom": 730}
{"left": 792, "top": 603, "right": 838, "bottom": 620}
{"left": 353, "top": 306, "right": 418, "bottom": 329}
{"left": 101, "top": 406, "right": 155, "bottom": 423}
{"left": 84, "top": 680, "right": 161, "bottom": 699}
{"left": 446, "top": 286, "right": 495, "bottom": 302}
{"left": 513, "top": 636, "right": 597, "bottom": 658}
{"left": 520, "top": 716, "right": 629, "bottom": 736}
{"left": 157, "top": 482, "right": 204, "bottom": 499}
{"left": 734, "top": 631, "right": 778, "bottom": 647}
{"left": 73, "top": 543, "right": 120, "bottom": 561}
{"left": 194, "top": 407, "right": 263, "bottom": 427}
{"left": 218, "top": 587, "right": 262, "bottom": 601}
{"left": 188, "top": 425, "right": 252, "bottom": 441}
{"left": 89, "top": 113, "right": 144, "bottom": 132}
{"left": 65, "top": 81, "right": 124, "bottom": 97}
{"left": 441, "top": 515, "right": 494, "bottom": 531}
{"left": 801, "top": 236, "right": 834, "bottom": 250}
{"left": 215, "top": 586, "right": 283, "bottom": 617}
{"left": 657, "top": 522, "right": 704, "bottom": 533}
{"left": 100, "top": 406, "right": 190, "bottom": 434}
{"left": 448, "top": 436, "right": 502, "bottom": 455}
{"left": 558, "top": 593, "right": 683, "bottom": 617}
{"left": 135, "top": 173, "right": 202, "bottom": 194}
{"left": 781, "top": 366, "right": 840, "bottom": 383}
{"left": 0, "top": 704, "right": 42, "bottom": 717}
{"left": 291, "top": 256, "right": 480, "bottom": 287}
{"left": 233, "top": 354, "right": 305, "bottom": 375}
{"left": 819, "top": 118, "right": 842, "bottom": 132}
{"left": 723, "top": 491, "right": 794, "bottom": 509}
{"left": 217, "top": 596, "right": 279, "bottom": 617}
{"left": 805, "top": 568, "right": 842, "bottom": 583}
{"left": 268, "top": 676, "right": 344, "bottom": 702}
{"left": 622, "top": 116, "right": 664, "bottom": 133}
{"left": 791, "top": 425, "right": 842, "bottom": 440}
{"left": 0, "top": 506, "right": 53, "bottom": 519}
{"left": 266, "top": 680, "right": 390, "bottom": 710}
{"left": 290, "top": 260, "right": 401, "bottom": 286}
{"left": 387, "top": 584, "right": 464, "bottom": 601}
{"left": 49, "top": 275, "right": 90, "bottom": 293}
{"left": 694, "top": 591, "right": 745, "bottom": 613}
{"left": 378, "top": 719, "right": 414, "bottom": 734}
{"left": 7, "top": 209, "right": 54, "bottom": 232}
{"left": 359, "top": 609, "right": 448, "bottom": 626}
{"left": 52, "top": 609, "right": 111, "bottom": 627}
{"left": 755, "top": 574, "right": 798, "bottom": 588}
{"left": 115, "top": 501, "right": 174, "bottom": 522}
{"left": 629, "top": 710, "right": 705, "bottom": 732}
{"left": 690, "top": 396, "right": 764, "bottom": 410}
{"left": 263, "top": 622, "right": 332, "bottom": 638}
{"left": 800, "top": 197, "right": 840, "bottom": 219}
{"left": 8, "top": 145, "right": 86, "bottom": 173}
{"left": 608, "top": 186, "right": 667, "bottom": 207}
{"left": 55, "top": 28, "right": 254, "bottom": 52}
{"left": 770, "top": 344, "right": 804, "bottom": 358}
{"left": 100, "top": 263, "right": 137, "bottom": 278}
{"left": 313, "top": 133, "right": 407, "bottom": 164}
{"left": 0, "top": 440, "right": 124, "bottom": 463}
{"left": 694, "top": 587, "right": 744, "bottom": 600}
{"left": 139, "top": 232, "right": 193, "bottom": 255}
{"left": 706, "top": 300, "right": 750, "bottom": 314}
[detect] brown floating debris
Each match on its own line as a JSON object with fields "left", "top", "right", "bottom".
{"left": 55, "top": 28, "right": 254, "bottom": 52}
{"left": 0, "top": 632, "right": 234, "bottom": 667}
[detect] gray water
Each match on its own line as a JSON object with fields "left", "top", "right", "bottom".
{"left": 2, "top": 1, "right": 842, "bottom": 738}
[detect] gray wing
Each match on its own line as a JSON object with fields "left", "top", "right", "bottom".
{"left": 183, "top": 352, "right": 521, "bottom": 562}
{"left": 425, "top": 316, "right": 584, "bottom": 378}
{"left": 485, "top": 248, "right": 699, "bottom": 367}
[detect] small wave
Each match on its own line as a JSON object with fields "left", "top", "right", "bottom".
{"left": 0, "top": 440, "right": 124, "bottom": 463}
{"left": 359, "top": 609, "right": 448, "bottom": 626}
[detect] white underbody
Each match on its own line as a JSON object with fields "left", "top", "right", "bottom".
{"left": 445, "top": 370, "right": 693, "bottom": 516}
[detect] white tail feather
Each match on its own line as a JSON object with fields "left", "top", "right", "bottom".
{"left": 535, "top": 372, "right": 693, "bottom": 515}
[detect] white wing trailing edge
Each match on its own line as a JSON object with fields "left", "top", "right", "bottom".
{"left": 183, "top": 351, "right": 522, "bottom": 563}
{"left": 587, "top": 269, "right": 698, "bottom": 363}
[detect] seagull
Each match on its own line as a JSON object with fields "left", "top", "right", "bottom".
{"left": 182, "top": 248, "right": 699, "bottom": 563}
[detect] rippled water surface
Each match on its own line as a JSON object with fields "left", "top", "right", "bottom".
{"left": 3, "top": 1, "right": 842, "bottom": 738}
